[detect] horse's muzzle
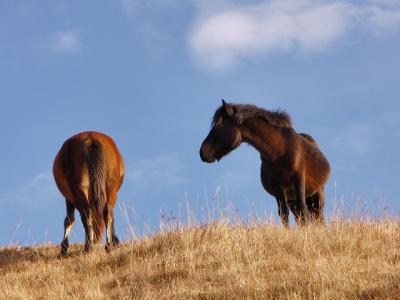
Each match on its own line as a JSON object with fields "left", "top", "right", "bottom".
{"left": 199, "top": 148, "right": 215, "bottom": 163}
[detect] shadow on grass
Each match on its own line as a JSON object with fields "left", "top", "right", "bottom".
{"left": 0, "top": 244, "right": 88, "bottom": 269}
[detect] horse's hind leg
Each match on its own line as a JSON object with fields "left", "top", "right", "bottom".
{"left": 73, "top": 187, "right": 95, "bottom": 252}
{"left": 111, "top": 212, "right": 119, "bottom": 245}
{"left": 81, "top": 206, "right": 95, "bottom": 252}
{"left": 104, "top": 204, "right": 119, "bottom": 252}
{"left": 60, "top": 199, "right": 75, "bottom": 256}
{"left": 314, "top": 190, "right": 325, "bottom": 224}
{"left": 306, "top": 191, "right": 324, "bottom": 224}
{"left": 112, "top": 219, "right": 119, "bottom": 245}
{"left": 75, "top": 192, "right": 94, "bottom": 252}
{"left": 306, "top": 194, "right": 318, "bottom": 222}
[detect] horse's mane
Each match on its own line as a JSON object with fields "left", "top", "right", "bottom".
{"left": 212, "top": 103, "right": 292, "bottom": 128}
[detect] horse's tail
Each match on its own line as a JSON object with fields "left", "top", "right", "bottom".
{"left": 86, "top": 140, "right": 107, "bottom": 242}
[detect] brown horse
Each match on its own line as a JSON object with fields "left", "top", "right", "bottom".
{"left": 53, "top": 131, "right": 124, "bottom": 254}
{"left": 200, "top": 100, "right": 330, "bottom": 226}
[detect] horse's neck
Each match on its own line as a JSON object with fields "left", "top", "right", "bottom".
{"left": 240, "top": 118, "right": 286, "bottom": 162}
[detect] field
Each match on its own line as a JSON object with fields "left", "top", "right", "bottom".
{"left": 0, "top": 219, "right": 399, "bottom": 299}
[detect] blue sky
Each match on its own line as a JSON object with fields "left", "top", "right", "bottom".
{"left": 0, "top": 0, "right": 399, "bottom": 245}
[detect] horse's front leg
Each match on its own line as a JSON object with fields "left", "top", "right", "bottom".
{"left": 287, "top": 200, "right": 301, "bottom": 226}
{"left": 275, "top": 189, "right": 289, "bottom": 227}
{"left": 294, "top": 174, "right": 310, "bottom": 225}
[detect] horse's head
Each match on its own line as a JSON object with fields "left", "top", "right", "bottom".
{"left": 200, "top": 100, "right": 242, "bottom": 163}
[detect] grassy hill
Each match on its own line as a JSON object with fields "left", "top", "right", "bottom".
{"left": 0, "top": 220, "right": 399, "bottom": 299}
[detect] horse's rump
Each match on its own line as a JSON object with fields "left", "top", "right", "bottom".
{"left": 55, "top": 132, "right": 123, "bottom": 242}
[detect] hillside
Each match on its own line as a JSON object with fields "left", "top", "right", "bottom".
{"left": 0, "top": 220, "right": 399, "bottom": 299}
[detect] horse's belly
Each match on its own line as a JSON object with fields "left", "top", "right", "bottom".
{"left": 261, "top": 172, "right": 317, "bottom": 200}
{"left": 285, "top": 187, "right": 315, "bottom": 201}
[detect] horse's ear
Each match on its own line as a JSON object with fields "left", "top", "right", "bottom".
{"left": 222, "top": 99, "right": 234, "bottom": 116}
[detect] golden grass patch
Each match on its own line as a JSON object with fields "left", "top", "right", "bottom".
{"left": 0, "top": 221, "right": 399, "bottom": 299}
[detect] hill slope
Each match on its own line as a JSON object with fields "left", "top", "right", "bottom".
{"left": 1, "top": 221, "right": 399, "bottom": 299}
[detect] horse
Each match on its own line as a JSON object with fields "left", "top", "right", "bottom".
{"left": 53, "top": 131, "right": 124, "bottom": 254}
{"left": 199, "top": 100, "right": 330, "bottom": 226}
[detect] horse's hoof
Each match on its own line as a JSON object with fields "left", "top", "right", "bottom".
{"left": 84, "top": 244, "right": 93, "bottom": 253}
{"left": 59, "top": 245, "right": 69, "bottom": 257}
{"left": 112, "top": 236, "right": 120, "bottom": 245}
{"left": 58, "top": 250, "right": 69, "bottom": 258}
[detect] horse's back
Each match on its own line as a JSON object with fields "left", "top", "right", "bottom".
{"left": 299, "top": 133, "right": 317, "bottom": 145}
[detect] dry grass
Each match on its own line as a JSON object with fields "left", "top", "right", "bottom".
{"left": 0, "top": 220, "right": 399, "bottom": 299}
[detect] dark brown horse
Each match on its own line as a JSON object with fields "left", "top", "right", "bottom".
{"left": 53, "top": 131, "right": 124, "bottom": 254}
{"left": 200, "top": 100, "right": 330, "bottom": 226}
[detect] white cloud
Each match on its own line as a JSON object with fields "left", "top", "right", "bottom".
{"left": 365, "top": 5, "right": 400, "bottom": 35}
{"left": 188, "top": 0, "right": 400, "bottom": 70}
{"left": 126, "top": 154, "right": 187, "bottom": 190}
{"left": 52, "top": 30, "right": 81, "bottom": 53}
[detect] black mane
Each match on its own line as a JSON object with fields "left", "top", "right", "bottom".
{"left": 212, "top": 102, "right": 292, "bottom": 128}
